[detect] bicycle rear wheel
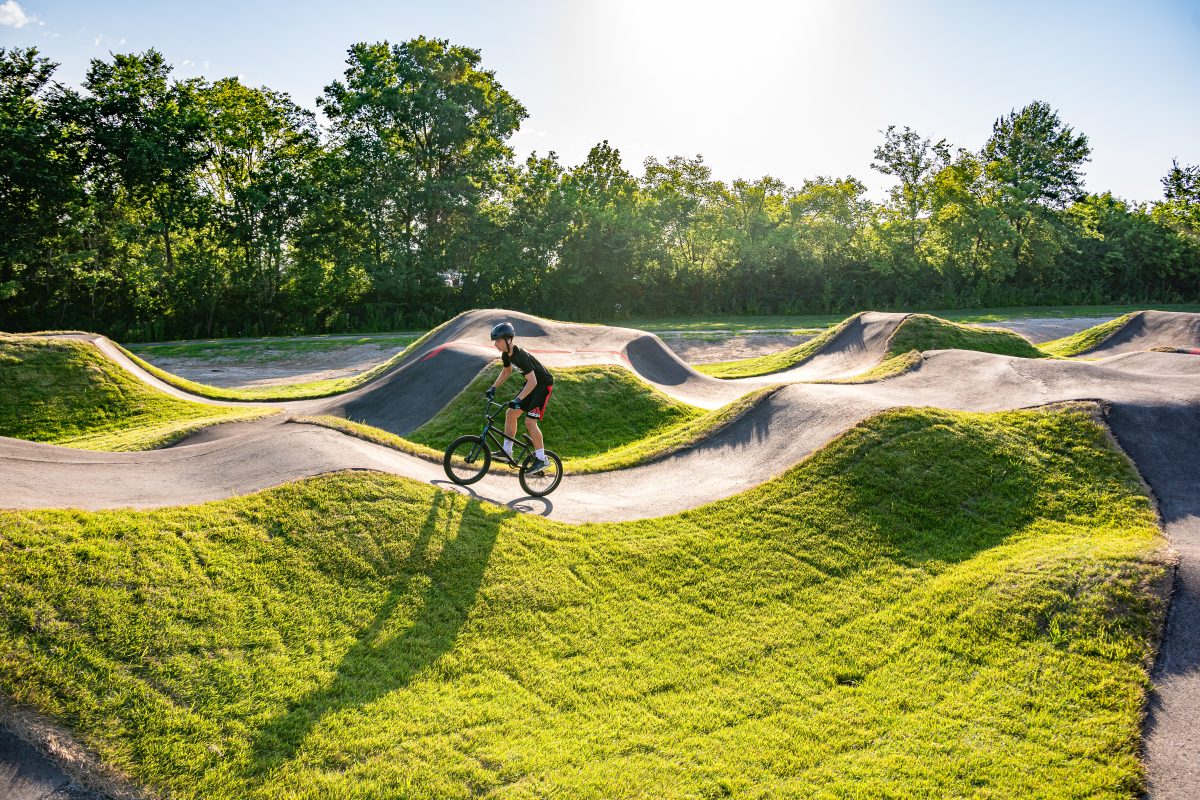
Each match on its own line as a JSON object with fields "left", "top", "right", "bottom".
{"left": 444, "top": 435, "right": 490, "bottom": 485}
{"left": 519, "top": 450, "right": 563, "bottom": 497}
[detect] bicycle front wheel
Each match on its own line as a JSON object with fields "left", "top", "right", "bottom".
{"left": 519, "top": 450, "right": 563, "bottom": 497}
{"left": 444, "top": 435, "right": 491, "bottom": 485}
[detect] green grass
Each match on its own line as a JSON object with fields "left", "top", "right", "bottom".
{"left": 622, "top": 303, "right": 1200, "bottom": 333}
{"left": 823, "top": 350, "right": 925, "bottom": 384}
{"left": 696, "top": 314, "right": 864, "bottom": 378}
{"left": 936, "top": 303, "right": 1200, "bottom": 325}
{"left": 128, "top": 334, "right": 421, "bottom": 363}
{"left": 0, "top": 334, "right": 275, "bottom": 450}
{"left": 115, "top": 321, "right": 449, "bottom": 401}
{"left": 0, "top": 404, "right": 1170, "bottom": 798}
{"left": 303, "top": 384, "right": 780, "bottom": 475}
{"left": 1041, "top": 314, "right": 1136, "bottom": 358}
{"left": 625, "top": 313, "right": 848, "bottom": 333}
{"left": 887, "top": 314, "right": 1045, "bottom": 359}
{"left": 697, "top": 312, "right": 1047, "bottom": 380}
{"left": 403, "top": 365, "right": 707, "bottom": 460}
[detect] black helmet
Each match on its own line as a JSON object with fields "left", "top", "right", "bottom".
{"left": 490, "top": 321, "right": 515, "bottom": 340}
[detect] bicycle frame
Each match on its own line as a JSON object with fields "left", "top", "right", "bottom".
{"left": 479, "top": 399, "right": 533, "bottom": 463}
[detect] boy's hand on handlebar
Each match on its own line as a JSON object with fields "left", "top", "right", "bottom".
{"left": 485, "top": 387, "right": 496, "bottom": 400}
{"left": 508, "top": 398, "right": 522, "bottom": 409}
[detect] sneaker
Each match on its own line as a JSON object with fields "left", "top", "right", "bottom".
{"left": 491, "top": 450, "right": 517, "bottom": 466}
{"left": 528, "top": 457, "right": 550, "bottom": 474}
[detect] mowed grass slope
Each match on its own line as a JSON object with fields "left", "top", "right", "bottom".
{"left": 0, "top": 335, "right": 274, "bottom": 450}
{"left": 887, "top": 313, "right": 1044, "bottom": 358}
{"left": 1041, "top": 314, "right": 1136, "bottom": 357}
{"left": 0, "top": 405, "right": 1170, "bottom": 798}
{"left": 405, "top": 365, "right": 706, "bottom": 459}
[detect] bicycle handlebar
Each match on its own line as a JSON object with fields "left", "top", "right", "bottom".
{"left": 483, "top": 397, "right": 505, "bottom": 419}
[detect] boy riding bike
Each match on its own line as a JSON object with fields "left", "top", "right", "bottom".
{"left": 486, "top": 321, "right": 554, "bottom": 471}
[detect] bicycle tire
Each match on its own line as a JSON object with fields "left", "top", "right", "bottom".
{"left": 518, "top": 449, "right": 563, "bottom": 497}
{"left": 444, "top": 435, "right": 491, "bottom": 485}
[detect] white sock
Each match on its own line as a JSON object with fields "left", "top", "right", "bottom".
{"left": 535, "top": 448, "right": 545, "bottom": 460}
{"left": 502, "top": 441, "right": 513, "bottom": 457}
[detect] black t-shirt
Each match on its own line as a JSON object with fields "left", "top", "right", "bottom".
{"left": 502, "top": 345, "right": 554, "bottom": 386}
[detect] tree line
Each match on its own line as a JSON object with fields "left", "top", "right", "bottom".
{"left": 2, "top": 39, "right": 1198, "bottom": 340}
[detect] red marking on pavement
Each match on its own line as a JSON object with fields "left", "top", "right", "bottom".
{"left": 421, "top": 346, "right": 446, "bottom": 361}
{"left": 530, "top": 347, "right": 634, "bottom": 366}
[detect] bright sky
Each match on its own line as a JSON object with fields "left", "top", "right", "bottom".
{"left": 3, "top": 0, "right": 1198, "bottom": 204}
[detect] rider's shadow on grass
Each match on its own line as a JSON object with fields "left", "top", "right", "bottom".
{"left": 249, "top": 491, "right": 512, "bottom": 772}
{"left": 430, "top": 479, "right": 554, "bottom": 517}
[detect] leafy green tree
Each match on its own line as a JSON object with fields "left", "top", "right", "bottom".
{"left": 196, "top": 78, "right": 320, "bottom": 333}
{"left": 871, "top": 125, "right": 950, "bottom": 263}
{"left": 981, "top": 100, "right": 1090, "bottom": 283}
{"left": 0, "top": 48, "right": 81, "bottom": 321}
{"left": 319, "top": 37, "right": 527, "bottom": 323}
{"left": 83, "top": 50, "right": 209, "bottom": 279}
{"left": 556, "top": 141, "right": 649, "bottom": 318}
{"left": 922, "top": 149, "right": 1015, "bottom": 302}
{"left": 1154, "top": 159, "right": 1200, "bottom": 236}
{"left": 640, "top": 154, "right": 728, "bottom": 311}
{"left": 472, "top": 152, "right": 572, "bottom": 312}
{"left": 723, "top": 177, "right": 789, "bottom": 313}
{"left": 285, "top": 147, "right": 373, "bottom": 331}
{"left": 786, "top": 176, "right": 878, "bottom": 309}
{"left": 1064, "top": 193, "right": 1198, "bottom": 301}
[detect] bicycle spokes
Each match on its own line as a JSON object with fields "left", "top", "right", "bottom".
{"left": 443, "top": 435, "right": 491, "bottom": 485}
{"left": 519, "top": 451, "right": 562, "bottom": 497}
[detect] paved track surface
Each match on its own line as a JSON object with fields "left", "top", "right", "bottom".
{"left": 1079, "top": 310, "right": 1200, "bottom": 357}
{"left": 4, "top": 309, "right": 1200, "bottom": 798}
{"left": 0, "top": 728, "right": 102, "bottom": 799}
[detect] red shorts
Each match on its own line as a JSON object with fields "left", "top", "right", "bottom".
{"left": 519, "top": 384, "right": 553, "bottom": 419}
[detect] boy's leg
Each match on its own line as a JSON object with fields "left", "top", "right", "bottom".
{"left": 502, "top": 408, "right": 521, "bottom": 459}
{"left": 524, "top": 416, "right": 544, "bottom": 451}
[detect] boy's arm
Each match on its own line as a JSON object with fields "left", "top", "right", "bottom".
{"left": 490, "top": 366, "right": 512, "bottom": 392}
{"left": 516, "top": 371, "right": 537, "bottom": 400}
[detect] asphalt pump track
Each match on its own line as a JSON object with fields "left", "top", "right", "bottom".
{"left": 3, "top": 309, "right": 1200, "bottom": 798}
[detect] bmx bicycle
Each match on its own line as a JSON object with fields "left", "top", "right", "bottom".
{"left": 442, "top": 398, "right": 563, "bottom": 497}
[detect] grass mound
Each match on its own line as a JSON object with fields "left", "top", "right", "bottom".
{"left": 1041, "top": 313, "right": 1136, "bottom": 357}
{"left": 887, "top": 313, "right": 1043, "bottom": 358}
{"left": 698, "top": 313, "right": 1047, "bottom": 380}
{"left": 116, "top": 319, "right": 450, "bottom": 401}
{"left": 0, "top": 335, "right": 273, "bottom": 450}
{"left": 696, "top": 313, "right": 863, "bottom": 378}
{"left": 824, "top": 350, "right": 925, "bottom": 384}
{"left": 404, "top": 365, "right": 707, "bottom": 460}
{"left": 0, "top": 405, "right": 1169, "bottom": 798}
